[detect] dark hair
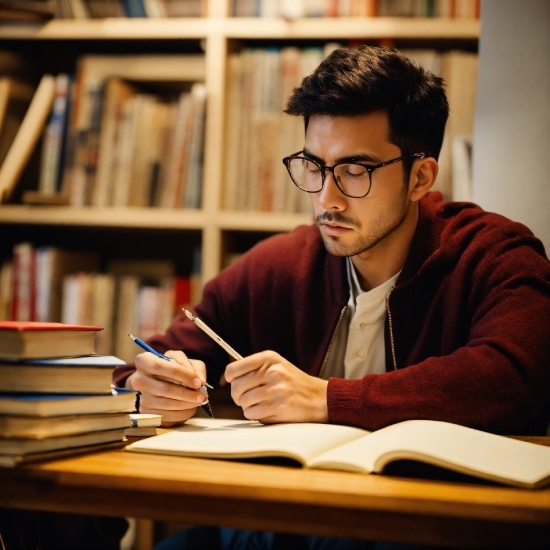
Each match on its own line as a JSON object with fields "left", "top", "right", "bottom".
{"left": 285, "top": 45, "right": 449, "bottom": 161}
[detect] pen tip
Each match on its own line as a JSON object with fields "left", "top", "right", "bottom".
{"left": 128, "top": 333, "right": 136, "bottom": 340}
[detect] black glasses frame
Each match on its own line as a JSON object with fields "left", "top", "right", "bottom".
{"left": 282, "top": 151, "right": 425, "bottom": 198}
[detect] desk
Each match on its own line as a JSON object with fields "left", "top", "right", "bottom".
{"left": 0, "top": 445, "right": 549, "bottom": 550}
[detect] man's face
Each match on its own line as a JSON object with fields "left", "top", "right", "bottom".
{"left": 304, "top": 112, "right": 414, "bottom": 259}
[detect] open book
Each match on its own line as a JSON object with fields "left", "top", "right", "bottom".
{"left": 126, "top": 418, "right": 550, "bottom": 489}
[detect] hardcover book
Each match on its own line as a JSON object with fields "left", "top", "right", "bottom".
{"left": 0, "top": 355, "right": 126, "bottom": 394}
{"left": 0, "top": 321, "right": 102, "bottom": 360}
{"left": 0, "top": 388, "right": 137, "bottom": 417}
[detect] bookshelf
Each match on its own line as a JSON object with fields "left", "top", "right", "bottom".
{"left": 0, "top": 4, "right": 479, "bottom": 296}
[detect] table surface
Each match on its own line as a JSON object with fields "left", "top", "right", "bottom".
{"left": 1, "top": 440, "right": 549, "bottom": 549}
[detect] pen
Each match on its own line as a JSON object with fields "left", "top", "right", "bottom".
{"left": 182, "top": 308, "right": 243, "bottom": 361}
{"left": 128, "top": 333, "right": 214, "bottom": 418}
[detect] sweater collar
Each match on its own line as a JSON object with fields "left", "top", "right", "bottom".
{"left": 326, "top": 192, "right": 446, "bottom": 298}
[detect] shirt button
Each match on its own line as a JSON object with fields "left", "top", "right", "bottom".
{"left": 359, "top": 322, "right": 366, "bottom": 328}
{"left": 357, "top": 350, "right": 364, "bottom": 357}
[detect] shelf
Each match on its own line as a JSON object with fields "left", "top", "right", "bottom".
{"left": 0, "top": 17, "right": 479, "bottom": 41}
{"left": 0, "top": 206, "right": 206, "bottom": 230}
{"left": 0, "top": 206, "right": 312, "bottom": 233}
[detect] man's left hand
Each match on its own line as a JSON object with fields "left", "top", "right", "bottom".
{"left": 224, "top": 350, "right": 328, "bottom": 424}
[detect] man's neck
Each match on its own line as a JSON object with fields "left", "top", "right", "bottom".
{"left": 351, "top": 203, "right": 419, "bottom": 291}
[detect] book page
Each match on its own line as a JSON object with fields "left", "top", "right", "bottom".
{"left": 126, "top": 418, "right": 367, "bottom": 465}
{"left": 309, "top": 420, "right": 550, "bottom": 488}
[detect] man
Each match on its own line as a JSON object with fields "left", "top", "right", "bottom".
{"left": 113, "top": 46, "right": 550, "bottom": 549}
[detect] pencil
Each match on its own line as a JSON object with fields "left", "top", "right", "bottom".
{"left": 182, "top": 308, "right": 243, "bottom": 361}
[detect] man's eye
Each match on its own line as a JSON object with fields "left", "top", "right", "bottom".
{"left": 344, "top": 165, "right": 369, "bottom": 177}
{"left": 303, "top": 160, "right": 320, "bottom": 173}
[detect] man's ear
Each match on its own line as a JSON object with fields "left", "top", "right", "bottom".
{"left": 409, "top": 157, "right": 438, "bottom": 202}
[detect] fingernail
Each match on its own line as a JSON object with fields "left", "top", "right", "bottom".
{"left": 192, "top": 378, "right": 202, "bottom": 389}
{"left": 197, "top": 394, "right": 207, "bottom": 403}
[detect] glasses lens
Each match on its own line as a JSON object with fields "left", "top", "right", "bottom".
{"left": 288, "top": 158, "right": 323, "bottom": 192}
{"left": 334, "top": 164, "right": 371, "bottom": 198}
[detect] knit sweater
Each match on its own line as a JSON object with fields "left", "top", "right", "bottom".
{"left": 113, "top": 192, "right": 550, "bottom": 435}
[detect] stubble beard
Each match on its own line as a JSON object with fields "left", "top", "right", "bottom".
{"left": 316, "top": 186, "right": 410, "bottom": 258}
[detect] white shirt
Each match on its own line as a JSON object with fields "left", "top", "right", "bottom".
{"left": 321, "top": 258, "right": 400, "bottom": 380}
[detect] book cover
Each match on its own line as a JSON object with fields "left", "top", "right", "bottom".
{"left": 0, "top": 427, "right": 126, "bottom": 455}
{"left": 0, "top": 412, "right": 131, "bottom": 438}
{"left": 126, "top": 418, "right": 550, "bottom": 489}
{"left": 0, "top": 388, "right": 137, "bottom": 417}
{"left": 0, "top": 320, "right": 103, "bottom": 360}
{"left": 0, "top": 74, "right": 56, "bottom": 204}
{"left": 0, "top": 355, "right": 126, "bottom": 394}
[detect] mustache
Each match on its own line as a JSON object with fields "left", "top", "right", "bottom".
{"left": 315, "top": 211, "right": 359, "bottom": 228}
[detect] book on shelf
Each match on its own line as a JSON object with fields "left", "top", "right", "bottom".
{"left": 0, "top": 354, "right": 126, "bottom": 394}
{"left": 126, "top": 417, "right": 550, "bottom": 489}
{"left": 0, "top": 411, "right": 131, "bottom": 438}
{"left": 6, "top": 242, "right": 100, "bottom": 323}
{"left": 230, "top": 0, "right": 479, "bottom": 18}
{"left": 38, "top": 73, "right": 73, "bottom": 196}
{"left": 61, "top": 271, "right": 116, "bottom": 355}
{"left": 0, "top": 74, "right": 56, "bottom": 204}
{"left": 0, "top": 388, "right": 137, "bottom": 416}
{"left": 53, "top": 54, "right": 205, "bottom": 208}
{"left": 435, "top": 49, "right": 478, "bottom": 200}
{"left": 0, "top": 320, "right": 102, "bottom": 360}
{"left": 0, "top": 77, "right": 35, "bottom": 168}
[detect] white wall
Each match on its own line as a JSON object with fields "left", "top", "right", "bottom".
{"left": 472, "top": 0, "right": 550, "bottom": 252}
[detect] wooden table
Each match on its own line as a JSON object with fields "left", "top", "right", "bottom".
{"left": 1, "top": 444, "right": 549, "bottom": 550}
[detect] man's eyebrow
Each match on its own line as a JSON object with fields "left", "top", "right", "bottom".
{"left": 302, "top": 148, "right": 381, "bottom": 165}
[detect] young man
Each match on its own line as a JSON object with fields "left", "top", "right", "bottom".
{"left": 114, "top": 44, "right": 549, "bottom": 435}
{"left": 113, "top": 45, "right": 550, "bottom": 548}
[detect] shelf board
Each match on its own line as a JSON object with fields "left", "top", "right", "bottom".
{"left": 224, "top": 17, "right": 480, "bottom": 40}
{"left": 0, "top": 206, "right": 206, "bottom": 230}
{"left": 0, "top": 206, "right": 312, "bottom": 232}
{"left": 0, "top": 17, "right": 479, "bottom": 41}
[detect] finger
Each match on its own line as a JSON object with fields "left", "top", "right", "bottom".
{"left": 165, "top": 351, "right": 209, "bottom": 387}
{"left": 224, "top": 350, "right": 279, "bottom": 383}
{"left": 131, "top": 372, "right": 208, "bottom": 406}
{"left": 136, "top": 351, "right": 202, "bottom": 389}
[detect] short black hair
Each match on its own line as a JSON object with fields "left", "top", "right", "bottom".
{"left": 285, "top": 45, "right": 449, "bottom": 160}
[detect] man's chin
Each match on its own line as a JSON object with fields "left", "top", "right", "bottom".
{"left": 321, "top": 235, "right": 360, "bottom": 257}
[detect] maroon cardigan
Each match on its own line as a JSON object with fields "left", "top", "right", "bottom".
{"left": 114, "top": 193, "right": 550, "bottom": 435}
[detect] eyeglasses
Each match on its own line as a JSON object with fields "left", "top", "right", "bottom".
{"left": 282, "top": 151, "right": 425, "bottom": 198}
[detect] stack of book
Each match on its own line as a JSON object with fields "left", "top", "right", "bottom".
{"left": 0, "top": 320, "right": 137, "bottom": 467}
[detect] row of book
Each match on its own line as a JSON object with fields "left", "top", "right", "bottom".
{"left": 2, "top": 243, "right": 202, "bottom": 362}
{"left": 0, "top": 321, "right": 139, "bottom": 467}
{"left": 37, "top": 65, "right": 206, "bottom": 209}
{"left": 0, "top": 0, "right": 206, "bottom": 21}
{"left": 232, "top": 0, "right": 480, "bottom": 18}
{"left": 0, "top": 0, "right": 480, "bottom": 22}
{"left": 223, "top": 45, "right": 477, "bottom": 209}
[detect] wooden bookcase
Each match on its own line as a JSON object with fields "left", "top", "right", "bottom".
{"left": 0, "top": 2, "right": 479, "bottom": 287}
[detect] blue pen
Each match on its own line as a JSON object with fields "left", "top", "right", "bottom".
{"left": 128, "top": 333, "right": 214, "bottom": 418}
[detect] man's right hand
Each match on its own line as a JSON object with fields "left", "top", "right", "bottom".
{"left": 125, "top": 350, "right": 209, "bottom": 426}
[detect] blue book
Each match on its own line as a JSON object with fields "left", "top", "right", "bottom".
{"left": 0, "top": 388, "right": 137, "bottom": 417}
{"left": 0, "top": 355, "right": 127, "bottom": 394}
{"left": 122, "top": 0, "right": 148, "bottom": 17}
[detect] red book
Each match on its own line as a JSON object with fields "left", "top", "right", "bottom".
{"left": 0, "top": 321, "right": 103, "bottom": 360}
